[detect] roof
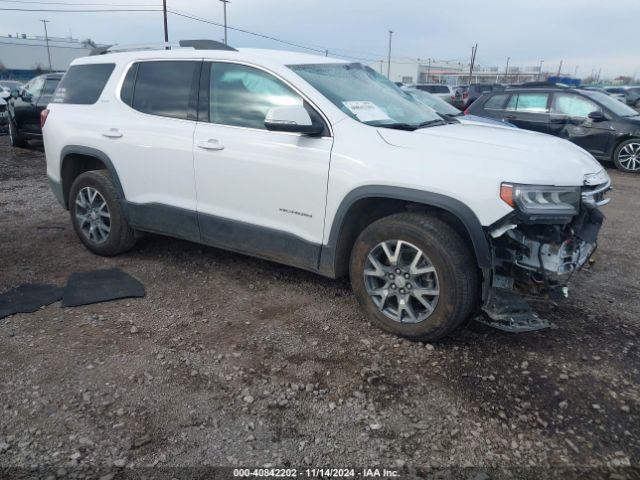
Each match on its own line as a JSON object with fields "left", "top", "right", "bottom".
{"left": 72, "top": 46, "right": 349, "bottom": 68}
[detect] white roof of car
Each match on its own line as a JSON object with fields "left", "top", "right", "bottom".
{"left": 72, "top": 47, "right": 349, "bottom": 67}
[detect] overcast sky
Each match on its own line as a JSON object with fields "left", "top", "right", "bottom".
{"left": 1, "top": 0, "right": 637, "bottom": 79}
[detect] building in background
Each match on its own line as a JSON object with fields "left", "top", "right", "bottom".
{"left": 376, "top": 58, "right": 549, "bottom": 85}
{"left": 0, "top": 33, "right": 96, "bottom": 81}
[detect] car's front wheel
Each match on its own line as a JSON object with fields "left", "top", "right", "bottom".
{"left": 349, "top": 212, "right": 479, "bottom": 342}
{"left": 69, "top": 170, "right": 137, "bottom": 256}
{"left": 8, "top": 116, "right": 26, "bottom": 148}
{"left": 613, "top": 139, "right": 640, "bottom": 173}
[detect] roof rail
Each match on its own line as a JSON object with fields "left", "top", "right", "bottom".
{"left": 89, "top": 39, "right": 237, "bottom": 56}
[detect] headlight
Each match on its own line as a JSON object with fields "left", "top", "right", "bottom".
{"left": 500, "top": 183, "right": 581, "bottom": 219}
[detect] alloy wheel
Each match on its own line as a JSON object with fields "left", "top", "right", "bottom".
{"left": 618, "top": 142, "right": 640, "bottom": 171}
{"left": 363, "top": 240, "right": 439, "bottom": 324}
{"left": 75, "top": 187, "right": 111, "bottom": 244}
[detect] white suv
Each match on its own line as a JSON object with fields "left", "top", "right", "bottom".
{"left": 43, "top": 40, "right": 610, "bottom": 341}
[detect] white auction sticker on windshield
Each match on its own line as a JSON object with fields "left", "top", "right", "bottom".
{"left": 343, "top": 101, "right": 390, "bottom": 122}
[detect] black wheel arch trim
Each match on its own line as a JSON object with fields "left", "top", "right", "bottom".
{"left": 319, "top": 185, "right": 492, "bottom": 276}
{"left": 60, "top": 145, "right": 126, "bottom": 209}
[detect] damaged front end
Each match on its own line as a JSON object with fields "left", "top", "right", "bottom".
{"left": 479, "top": 174, "right": 610, "bottom": 332}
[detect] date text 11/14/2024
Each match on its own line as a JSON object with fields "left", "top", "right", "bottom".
{"left": 233, "top": 468, "right": 400, "bottom": 478}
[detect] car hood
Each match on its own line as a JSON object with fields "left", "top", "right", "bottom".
{"left": 377, "top": 122, "right": 604, "bottom": 185}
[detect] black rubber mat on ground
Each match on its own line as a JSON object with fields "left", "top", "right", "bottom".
{"left": 0, "top": 284, "right": 64, "bottom": 319}
{"left": 62, "top": 268, "right": 145, "bottom": 307}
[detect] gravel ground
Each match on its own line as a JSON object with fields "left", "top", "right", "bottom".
{"left": 0, "top": 135, "right": 639, "bottom": 479}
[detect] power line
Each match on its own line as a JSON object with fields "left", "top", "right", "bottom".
{"left": 0, "top": 3, "right": 455, "bottom": 67}
{"left": 0, "top": 0, "right": 157, "bottom": 5}
{"left": 0, "top": 7, "right": 161, "bottom": 11}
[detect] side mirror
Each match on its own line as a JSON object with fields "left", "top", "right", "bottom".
{"left": 10, "top": 88, "right": 20, "bottom": 100}
{"left": 264, "top": 105, "right": 323, "bottom": 135}
{"left": 587, "top": 110, "right": 606, "bottom": 122}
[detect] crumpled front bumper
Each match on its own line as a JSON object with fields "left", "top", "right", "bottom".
{"left": 490, "top": 205, "right": 604, "bottom": 298}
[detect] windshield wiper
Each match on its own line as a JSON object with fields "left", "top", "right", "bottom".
{"left": 374, "top": 119, "right": 447, "bottom": 131}
{"left": 376, "top": 122, "right": 419, "bottom": 131}
{"left": 414, "top": 119, "right": 447, "bottom": 128}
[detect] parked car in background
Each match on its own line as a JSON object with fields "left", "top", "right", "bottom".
{"left": 0, "top": 97, "right": 8, "bottom": 131}
{"left": 463, "top": 84, "right": 505, "bottom": 109}
{"left": 410, "top": 83, "right": 455, "bottom": 102}
{"left": 0, "top": 80, "right": 23, "bottom": 100}
{"left": 624, "top": 87, "right": 640, "bottom": 109}
{"left": 450, "top": 85, "right": 468, "bottom": 109}
{"left": 603, "top": 87, "right": 628, "bottom": 103}
{"left": 402, "top": 87, "right": 516, "bottom": 128}
{"left": 7, "top": 73, "right": 62, "bottom": 147}
{"left": 466, "top": 87, "right": 640, "bottom": 172}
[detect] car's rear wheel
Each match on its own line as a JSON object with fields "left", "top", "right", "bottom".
{"left": 613, "top": 139, "right": 640, "bottom": 173}
{"left": 8, "top": 116, "right": 26, "bottom": 147}
{"left": 349, "top": 212, "right": 479, "bottom": 341}
{"left": 69, "top": 170, "right": 136, "bottom": 256}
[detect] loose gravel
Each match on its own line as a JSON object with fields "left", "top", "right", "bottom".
{"left": 0, "top": 136, "right": 638, "bottom": 478}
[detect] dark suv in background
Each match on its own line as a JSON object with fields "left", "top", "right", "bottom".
{"left": 458, "top": 83, "right": 505, "bottom": 109}
{"left": 8, "top": 72, "right": 63, "bottom": 147}
{"left": 466, "top": 87, "right": 640, "bottom": 172}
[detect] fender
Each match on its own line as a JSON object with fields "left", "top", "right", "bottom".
{"left": 59, "top": 145, "right": 127, "bottom": 205}
{"left": 319, "top": 185, "right": 492, "bottom": 277}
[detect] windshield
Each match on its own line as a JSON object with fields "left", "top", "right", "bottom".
{"left": 403, "top": 88, "right": 460, "bottom": 116}
{"left": 289, "top": 62, "right": 443, "bottom": 129}
{"left": 581, "top": 90, "right": 639, "bottom": 117}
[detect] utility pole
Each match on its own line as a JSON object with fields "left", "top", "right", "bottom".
{"left": 386, "top": 30, "right": 393, "bottom": 79}
{"left": 557, "top": 59, "right": 563, "bottom": 77}
{"left": 162, "top": 0, "right": 168, "bottom": 43}
{"left": 574, "top": 65, "right": 579, "bottom": 78}
{"left": 538, "top": 60, "right": 544, "bottom": 80}
{"left": 468, "top": 43, "right": 477, "bottom": 84}
{"left": 40, "top": 19, "right": 52, "bottom": 71}
{"left": 504, "top": 56, "right": 510, "bottom": 83}
{"left": 220, "top": 0, "right": 230, "bottom": 45}
{"left": 427, "top": 57, "right": 431, "bottom": 82}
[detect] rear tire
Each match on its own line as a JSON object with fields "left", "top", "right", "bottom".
{"left": 69, "top": 170, "right": 136, "bottom": 256}
{"left": 8, "top": 116, "right": 26, "bottom": 148}
{"left": 349, "top": 212, "right": 480, "bottom": 342}
{"left": 613, "top": 138, "right": 640, "bottom": 173}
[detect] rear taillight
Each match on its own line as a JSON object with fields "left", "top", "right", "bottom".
{"left": 463, "top": 92, "right": 469, "bottom": 99}
{"left": 463, "top": 108, "right": 470, "bottom": 115}
{"left": 40, "top": 108, "right": 49, "bottom": 129}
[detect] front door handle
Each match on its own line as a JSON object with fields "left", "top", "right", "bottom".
{"left": 197, "top": 139, "right": 225, "bottom": 151}
{"left": 102, "top": 128, "right": 123, "bottom": 139}
{"left": 504, "top": 114, "right": 516, "bottom": 120}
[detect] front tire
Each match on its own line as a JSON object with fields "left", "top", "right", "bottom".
{"left": 349, "top": 212, "right": 479, "bottom": 342}
{"left": 69, "top": 170, "right": 136, "bottom": 256}
{"left": 8, "top": 116, "right": 26, "bottom": 148}
{"left": 613, "top": 139, "right": 640, "bottom": 173}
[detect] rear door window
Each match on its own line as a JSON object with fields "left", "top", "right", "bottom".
{"left": 42, "top": 78, "right": 60, "bottom": 96}
{"left": 129, "top": 61, "right": 200, "bottom": 120}
{"left": 551, "top": 93, "right": 601, "bottom": 117}
{"left": 52, "top": 64, "right": 115, "bottom": 104}
{"left": 506, "top": 93, "right": 549, "bottom": 113}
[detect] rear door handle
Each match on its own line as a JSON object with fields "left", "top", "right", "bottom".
{"left": 102, "top": 128, "right": 122, "bottom": 139}
{"left": 504, "top": 114, "right": 516, "bottom": 120}
{"left": 197, "top": 139, "right": 225, "bottom": 151}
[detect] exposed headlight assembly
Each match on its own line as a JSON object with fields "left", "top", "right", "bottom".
{"left": 500, "top": 183, "right": 581, "bottom": 220}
